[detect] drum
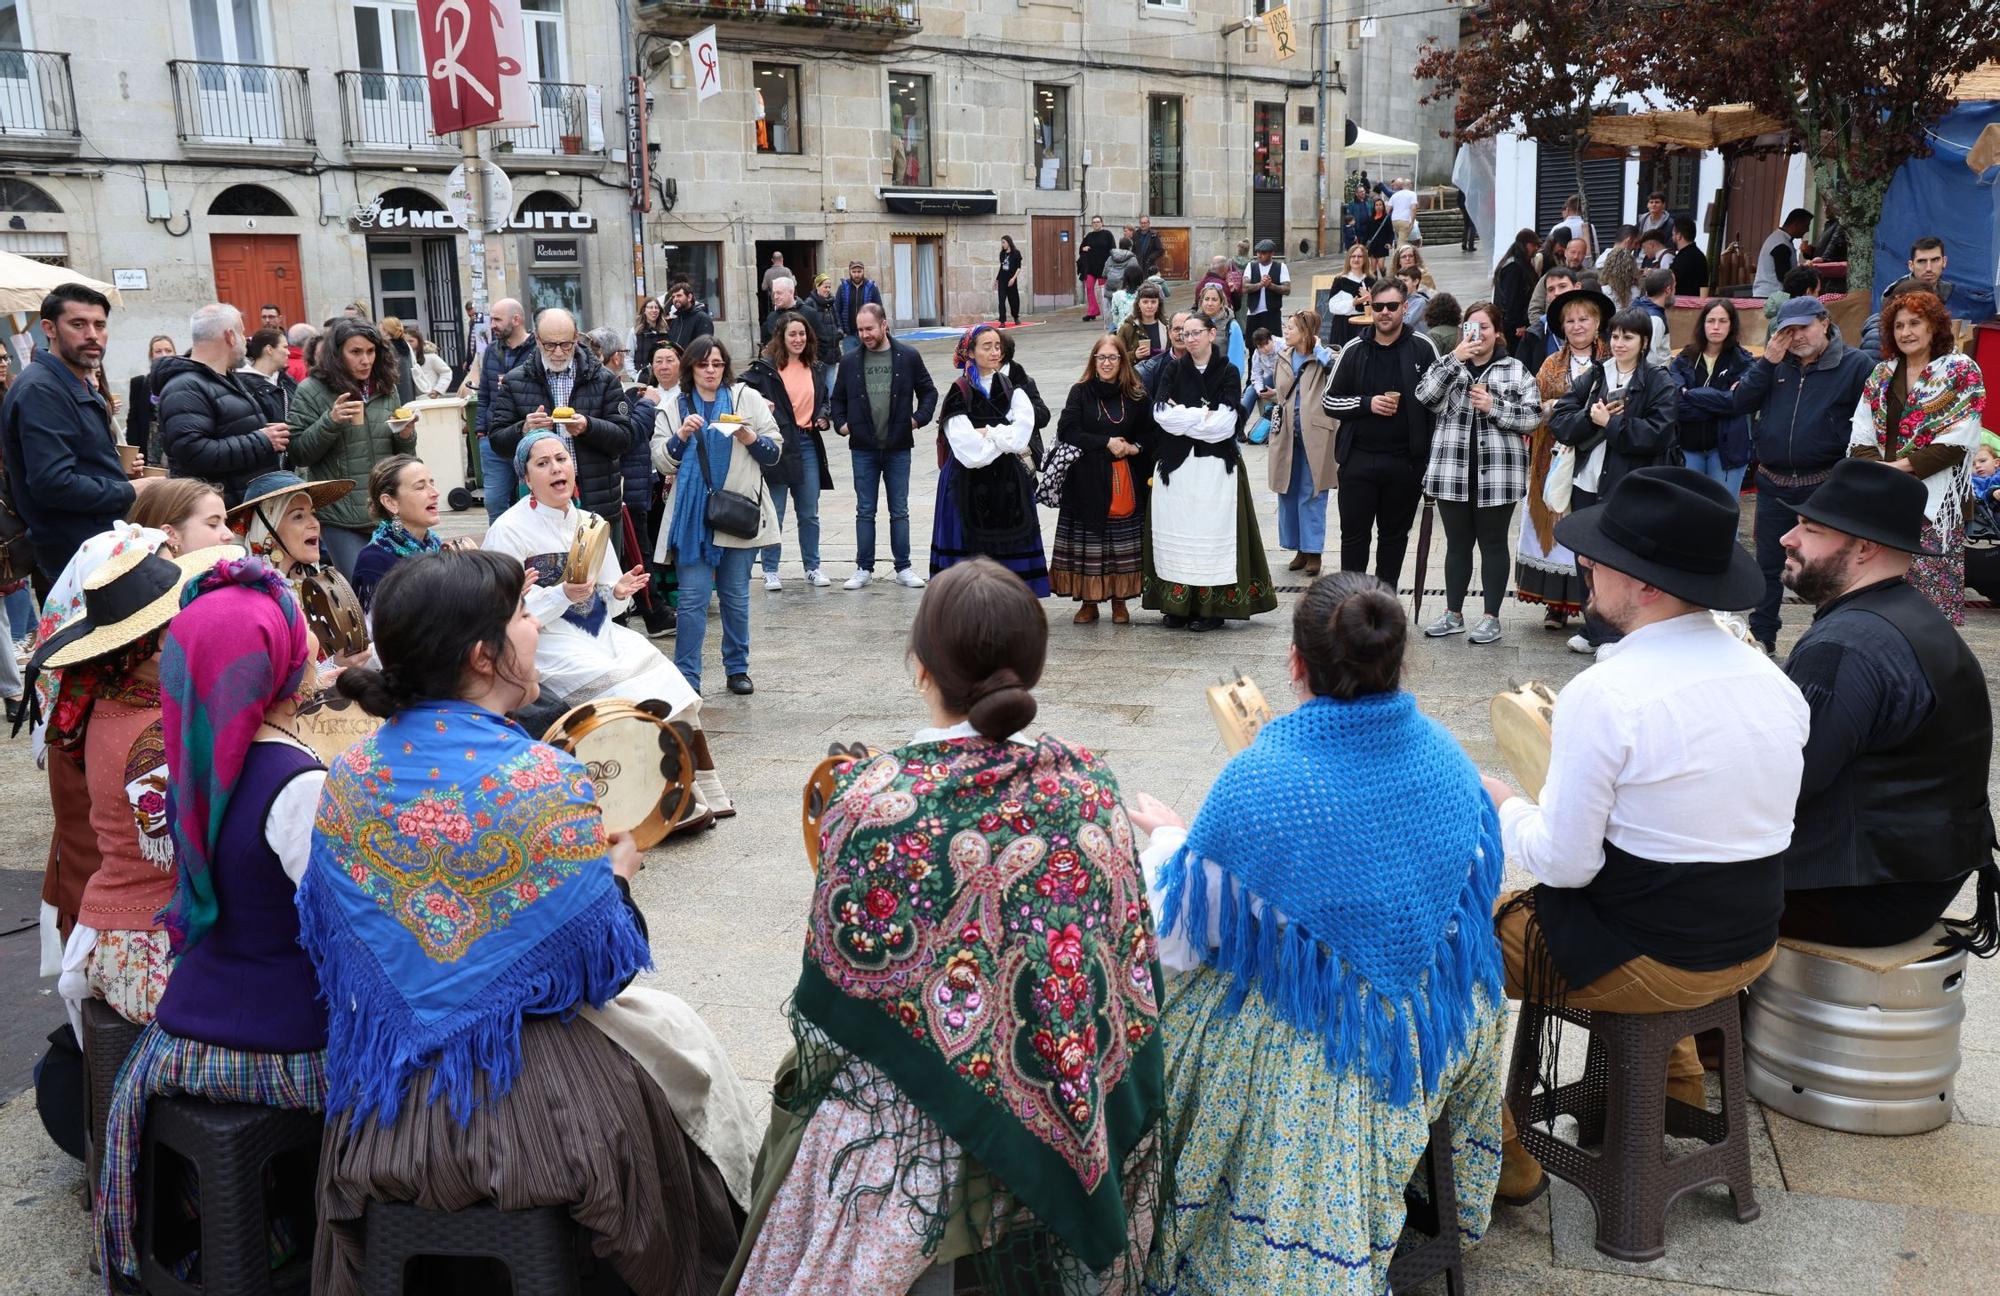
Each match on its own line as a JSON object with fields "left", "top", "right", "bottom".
{"left": 1206, "top": 675, "right": 1273, "bottom": 754}
{"left": 1490, "top": 681, "right": 1558, "bottom": 801}
{"left": 297, "top": 569, "right": 369, "bottom": 659}
{"left": 801, "top": 742, "right": 880, "bottom": 874}
{"left": 565, "top": 511, "right": 611, "bottom": 584}
{"left": 542, "top": 699, "right": 697, "bottom": 850}
{"left": 293, "top": 694, "right": 386, "bottom": 766}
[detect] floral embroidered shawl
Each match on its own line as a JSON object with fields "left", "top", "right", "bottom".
{"left": 1858, "top": 352, "right": 1988, "bottom": 535}
{"left": 298, "top": 699, "right": 652, "bottom": 1126}
{"left": 794, "top": 734, "right": 1163, "bottom": 1272}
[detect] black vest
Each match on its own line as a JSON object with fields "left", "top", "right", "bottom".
{"left": 1532, "top": 844, "right": 1784, "bottom": 989}
{"left": 1786, "top": 579, "right": 1996, "bottom": 891}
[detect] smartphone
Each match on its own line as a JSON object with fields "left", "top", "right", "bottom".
{"left": 1461, "top": 322, "right": 1481, "bottom": 343}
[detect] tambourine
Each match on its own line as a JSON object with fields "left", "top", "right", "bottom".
{"left": 293, "top": 694, "right": 386, "bottom": 766}
{"left": 543, "top": 699, "right": 697, "bottom": 849}
{"left": 297, "top": 568, "right": 370, "bottom": 659}
{"left": 564, "top": 510, "right": 611, "bottom": 584}
{"left": 1206, "top": 674, "right": 1273, "bottom": 754}
{"left": 1490, "top": 681, "right": 1558, "bottom": 802}
{"left": 801, "top": 741, "right": 881, "bottom": 875}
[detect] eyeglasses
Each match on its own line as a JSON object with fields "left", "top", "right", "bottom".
{"left": 1371, "top": 302, "right": 1402, "bottom": 312}
{"left": 537, "top": 338, "right": 577, "bottom": 352}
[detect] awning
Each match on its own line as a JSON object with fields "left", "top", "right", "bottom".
{"left": 1586, "top": 104, "right": 1789, "bottom": 152}
{"left": 1345, "top": 128, "right": 1420, "bottom": 161}
{"left": 879, "top": 188, "right": 998, "bottom": 216}
{"left": 0, "top": 249, "right": 120, "bottom": 312}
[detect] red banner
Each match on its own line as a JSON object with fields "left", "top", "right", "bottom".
{"left": 417, "top": 0, "right": 535, "bottom": 134}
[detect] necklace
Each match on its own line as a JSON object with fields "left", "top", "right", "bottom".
{"left": 1096, "top": 396, "right": 1127, "bottom": 426}
{"left": 260, "top": 717, "right": 312, "bottom": 750}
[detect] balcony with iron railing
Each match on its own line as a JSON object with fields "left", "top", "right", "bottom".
{"left": 0, "top": 49, "right": 81, "bottom": 158}
{"left": 336, "top": 72, "right": 605, "bottom": 172}
{"left": 167, "top": 59, "right": 315, "bottom": 162}
{"left": 636, "top": 0, "right": 919, "bottom": 43}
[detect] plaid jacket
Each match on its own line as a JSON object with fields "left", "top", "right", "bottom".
{"left": 1414, "top": 353, "right": 1542, "bottom": 506}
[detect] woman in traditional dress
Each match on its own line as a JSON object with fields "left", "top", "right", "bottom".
{"left": 302, "top": 548, "right": 759, "bottom": 1295}
{"left": 1322, "top": 242, "right": 1376, "bottom": 348}
{"left": 1050, "top": 334, "right": 1154, "bottom": 624}
{"left": 1849, "top": 289, "right": 1987, "bottom": 623}
{"left": 227, "top": 470, "right": 373, "bottom": 678}
{"left": 726, "top": 559, "right": 1162, "bottom": 1295}
{"left": 350, "top": 454, "right": 450, "bottom": 611}
{"left": 1141, "top": 312, "right": 1277, "bottom": 631}
{"left": 1129, "top": 572, "right": 1507, "bottom": 1294}
{"left": 1269, "top": 307, "right": 1339, "bottom": 576}
{"left": 929, "top": 323, "right": 1049, "bottom": 595}
{"left": 1515, "top": 286, "right": 1611, "bottom": 632}
{"left": 97, "top": 558, "right": 330, "bottom": 1287}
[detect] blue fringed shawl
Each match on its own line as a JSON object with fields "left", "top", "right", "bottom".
{"left": 1157, "top": 691, "right": 1503, "bottom": 1105}
{"left": 298, "top": 700, "right": 652, "bottom": 1126}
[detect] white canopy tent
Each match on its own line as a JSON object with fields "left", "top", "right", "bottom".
{"left": 0, "top": 251, "right": 121, "bottom": 313}
{"left": 1345, "top": 128, "right": 1421, "bottom": 162}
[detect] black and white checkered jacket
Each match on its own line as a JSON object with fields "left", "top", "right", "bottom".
{"left": 1413, "top": 352, "right": 1542, "bottom": 506}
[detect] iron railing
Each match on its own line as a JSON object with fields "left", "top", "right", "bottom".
{"left": 0, "top": 49, "right": 80, "bottom": 142}
{"left": 167, "top": 59, "right": 314, "bottom": 149}
{"left": 490, "top": 81, "right": 599, "bottom": 157}
{"left": 335, "top": 70, "right": 452, "bottom": 154}
{"left": 638, "top": 0, "right": 919, "bottom": 32}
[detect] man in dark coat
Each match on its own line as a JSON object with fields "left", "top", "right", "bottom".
{"left": 662, "top": 279, "right": 715, "bottom": 354}
{"left": 1132, "top": 217, "right": 1164, "bottom": 278}
{"left": 827, "top": 303, "right": 936, "bottom": 589}
{"left": 486, "top": 307, "right": 632, "bottom": 522}
{"left": 797, "top": 275, "right": 844, "bottom": 367}
{"left": 476, "top": 297, "right": 537, "bottom": 523}
{"left": 156, "top": 303, "right": 287, "bottom": 505}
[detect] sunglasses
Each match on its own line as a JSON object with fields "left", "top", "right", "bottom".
{"left": 1371, "top": 302, "right": 1402, "bottom": 312}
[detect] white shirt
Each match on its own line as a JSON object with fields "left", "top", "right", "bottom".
{"left": 1498, "top": 613, "right": 1808, "bottom": 889}
{"left": 1388, "top": 188, "right": 1420, "bottom": 223}
{"left": 1245, "top": 258, "right": 1290, "bottom": 314}
{"left": 1138, "top": 823, "right": 1290, "bottom": 973}
{"left": 943, "top": 382, "right": 1035, "bottom": 468}
{"left": 1754, "top": 228, "right": 1795, "bottom": 296}
{"left": 1573, "top": 361, "right": 1631, "bottom": 493}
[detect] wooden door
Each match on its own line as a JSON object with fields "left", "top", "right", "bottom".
{"left": 1029, "top": 215, "right": 1073, "bottom": 311}
{"left": 1722, "top": 152, "right": 1788, "bottom": 257}
{"left": 210, "top": 234, "right": 303, "bottom": 332}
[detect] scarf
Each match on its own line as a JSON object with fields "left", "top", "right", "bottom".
{"left": 512, "top": 426, "right": 576, "bottom": 479}
{"left": 793, "top": 736, "right": 1162, "bottom": 1272}
{"left": 663, "top": 386, "right": 737, "bottom": 569}
{"left": 1862, "top": 353, "right": 1987, "bottom": 537}
{"left": 27, "top": 524, "right": 170, "bottom": 746}
{"left": 1153, "top": 349, "right": 1243, "bottom": 481}
{"left": 158, "top": 557, "right": 311, "bottom": 952}
{"left": 367, "top": 518, "right": 443, "bottom": 561}
{"left": 299, "top": 700, "right": 650, "bottom": 1126}
{"left": 1155, "top": 692, "right": 1504, "bottom": 1106}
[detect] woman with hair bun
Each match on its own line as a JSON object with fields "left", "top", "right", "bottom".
{"left": 728, "top": 557, "right": 1163, "bottom": 1294}
{"left": 301, "top": 548, "right": 757, "bottom": 1294}
{"left": 1128, "top": 571, "right": 1509, "bottom": 1294}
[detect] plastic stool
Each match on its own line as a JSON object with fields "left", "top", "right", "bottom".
{"left": 137, "top": 1098, "right": 323, "bottom": 1294}
{"left": 1504, "top": 995, "right": 1759, "bottom": 1262}
{"left": 362, "top": 1201, "right": 637, "bottom": 1296}
{"left": 1386, "top": 1111, "right": 1464, "bottom": 1295}
{"left": 80, "top": 998, "right": 143, "bottom": 1194}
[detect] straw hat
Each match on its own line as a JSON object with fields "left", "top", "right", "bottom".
{"left": 228, "top": 471, "right": 353, "bottom": 524}
{"left": 35, "top": 543, "right": 242, "bottom": 671}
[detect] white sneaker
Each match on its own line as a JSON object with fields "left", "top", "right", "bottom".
{"left": 763, "top": 572, "right": 783, "bottom": 592}
{"left": 805, "top": 568, "right": 831, "bottom": 588}
{"left": 843, "top": 569, "right": 873, "bottom": 591}
{"left": 894, "top": 568, "right": 927, "bottom": 589}
{"left": 1566, "top": 633, "right": 1597, "bottom": 655}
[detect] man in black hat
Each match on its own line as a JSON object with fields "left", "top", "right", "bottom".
{"left": 1480, "top": 466, "right": 1810, "bottom": 1206}
{"left": 1242, "top": 238, "right": 1290, "bottom": 339}
{"left": 1776, "top": 458, "right": 1997, "bottom": 948}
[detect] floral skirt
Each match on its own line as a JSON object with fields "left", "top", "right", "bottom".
{"left": 1908, "top": 522, "right": 1964, "bottom": 625}
{"left": 87, "top": 928, "right": 175, "bottom": 1025}
{"left": 1050, "top": 511, "right": 1145, "bottom": 602}
{"left": 1143, "top": 969, "right": 1506, "bottom": 1296}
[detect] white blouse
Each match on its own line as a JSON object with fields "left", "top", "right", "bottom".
{"left": 943, "top": 382, "right": 1035, "bottom": 468}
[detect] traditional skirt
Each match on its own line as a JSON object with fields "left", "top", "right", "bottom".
{"left": 930, "top": 456, "right": 1051, "bottom": 597}
{"left": 1513, "top": 510, "right": 1585, "bottom": 615}
{"left": 1144, "top": 969, "right": 1506, "bottom": 1295}
{"left": 1909, "top": 521, "right": 1964, "bottom": 625}
{"left": 1141, "top": 466, "right": 1278, "bottom": 620}
{"left": 314, "top": 1013, "right": 743, "bottom": 1296}
{"left": 1050, "top": 511, "right": 1145, "bottom": 602}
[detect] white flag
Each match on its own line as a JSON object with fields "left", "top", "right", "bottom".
{"left": 689, "top": 26, "right": 722, "bottom": 103}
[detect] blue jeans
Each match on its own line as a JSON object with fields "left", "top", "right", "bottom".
{"left": 851, "top": 445, "right": 912, "bottom": 573}
{"left": 480, "top": 435, "right": 518, "bottom": 524}
{"left": 4, "top": 585, "right": 31, "bottom": 632}
{"left": 1752, "top": 472, "right": 1819, "bottom": 648}
{"left": 1276, "top": 448, "right": 1329, "bottom": 553}
{"left": 761, "top": 437, "right": 822, "bottom": 574}
{"left": 673, "top": 546, "right": 754, "bottom": 692}
{"left": 841, "top": 335, "right": 861, "bottom": 355}
{"left": 1682, "top": 448, "right": 1748, "bottom": 498}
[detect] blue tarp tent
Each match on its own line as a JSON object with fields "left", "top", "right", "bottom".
{"left": 1871, "top": 102, "right": 2000, "bottom": 319}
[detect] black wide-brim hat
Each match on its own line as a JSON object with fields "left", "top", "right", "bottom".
{"left": 1556, "top": 466, "right": 1765, "bottom": 610}
{"left": 1791, "top": 458, "right": 1942, "bottom": 556}
{"left": 1545, "top": 286, "right": 1617, "bottom": 335}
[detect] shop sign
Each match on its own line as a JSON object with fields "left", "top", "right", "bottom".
{"left": 879, "top": 188, "right": 999, "bottom": 216}
{"left": 349, "top": 201, "right": 597, "bottom": 234}
{"left": 531, "top": 238, "right": 580, "bottom": 265}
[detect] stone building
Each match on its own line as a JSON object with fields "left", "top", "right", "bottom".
{"left": 0, "top": 0, "right": 635, "bottom": 388}
{"left": 634, "top": 0, "right": 1339, "bottom": 334}
{"left": 1336, "top": 6, "right": 1459, "bottom": 186}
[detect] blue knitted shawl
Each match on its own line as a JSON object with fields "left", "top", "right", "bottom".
{"left": 1157, "top": 691, "right": 1503, "bottom": 1105}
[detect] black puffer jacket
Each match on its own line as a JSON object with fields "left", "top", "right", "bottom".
{"left": 153, "top": 354, "right": 281, "bottom": 505}
{"left": 486, "top": 346, "right": 633, "bottom": 521}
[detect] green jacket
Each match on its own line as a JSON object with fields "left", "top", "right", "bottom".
{"left": 285, "top": 377, "right": 415, "bottom": 531}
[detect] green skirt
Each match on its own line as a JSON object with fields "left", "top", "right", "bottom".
{"left": 1143, "top": 969, "right": 1506, "bottom": 1295}
{"left": 1139, "top": 467, "right": 1279, "bottom": 620}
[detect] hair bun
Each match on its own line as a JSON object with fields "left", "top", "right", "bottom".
{"left": 967, "top": 668, "right": 1036, "bottom": 741}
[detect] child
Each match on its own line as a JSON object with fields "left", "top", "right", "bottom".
{"left": 1974, "top": 432, "right": 2000, "bottom": 505}
{"left": 1242, "top": 327, "right": 1279, "bottom": 411}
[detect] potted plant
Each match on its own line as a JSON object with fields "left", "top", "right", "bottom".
{"left": 559, "top": 133, "right": 582, "bottom": 155}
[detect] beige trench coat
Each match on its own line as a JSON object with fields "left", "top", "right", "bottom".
{"left": 1267, "top": 347, "right": 1341, "bottom": 496}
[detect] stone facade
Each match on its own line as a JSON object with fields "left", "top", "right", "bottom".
{"left": 1338, "top": 7, "right": 1460, "bottom": 187}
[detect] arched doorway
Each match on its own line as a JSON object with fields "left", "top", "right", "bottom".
{"left": 207, "top": 183, "right": 303, "bottom": 330}
{"left": 358, "top": 186, "right": 465, "bottom": 364}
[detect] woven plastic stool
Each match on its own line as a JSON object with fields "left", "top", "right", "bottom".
{"left": 1386, "top": 1111, "right": 1464, "bottom": 1295}
{"left": 1504, "top": 995, "right": 1759, "bottom": 1262}
{"left": 80, "top": 998, "right": 143, "bottom": 1194}
{"left": 360, "top": 1200, "right": 641, "bottom": 1296}
{"left": 137, "top": 1098, "right": 323, "bottom": 1294}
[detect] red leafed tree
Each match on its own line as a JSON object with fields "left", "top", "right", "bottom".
{"left": 1637, "top": 1, "right": 2000, "bottom": 291}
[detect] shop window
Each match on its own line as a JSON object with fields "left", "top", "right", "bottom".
{"left": 1148, "top": 95, "right": 1184, "bottom": 218}
{"left": 1032, "top": 84, "right": 1068, "bottom": 190}
{"left": 1253, "top": 102, "right": 1285, "bottom": 191}
{"left": 755, "top": 64, "right": 801, "bottom": 156}
{"left": 661, "top": 241, "right": 725, "bottom": 320}
{"left": 888, "top": 73, "right": 932, "bottom": 188}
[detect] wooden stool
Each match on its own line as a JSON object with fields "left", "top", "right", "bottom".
{"left": 361, "top": 1201, "right": 631, "bottom": 1296}
{"left": 80, "top": 998, "right": 143, "bottom": 1196}
{"left": 137, "top": 1098, "right": 323, "bottom": 1294}
{"left": 1386, "top": 1111, "right": 1464, "bottom": 1295}
{"left": 1505, "top": 996, "right": 1759, "bottom": 1262}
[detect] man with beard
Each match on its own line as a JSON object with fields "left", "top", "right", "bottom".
{"left": 1776, "top": 458, "right": 1997, "bottom": 948}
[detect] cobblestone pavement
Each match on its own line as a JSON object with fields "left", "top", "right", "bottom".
{"left": 0, "top": 246, "right": 1993, "bottom": 1293}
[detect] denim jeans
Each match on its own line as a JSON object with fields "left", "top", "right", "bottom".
{"left": 850, "top": 445, "right": 913, "bottom": 573}
{"left": 0, "top": 590, "right": 19, "bottom": 700}
{"left": 673, "top": 545, "right": 754, "bottom": 693}
{"left": 479, "top": 435, "right": 518, "bottom": 524}
{"left": 761, "top": 436, "right": 822, "bottom": 574}
{"left": 319, "top": 525, "right": 369, "bottom": 582}
{"left": 1682, "top": 448, "right": 1748, "bottom": 498}
{"left": 1751, "top": 473, "right": 1819, "bottom": 648}
{"left": 4, "top": 585, "right": 31, "bottom": 633}
{"left": 841, "top": 335, "right": 861, "bottom": 355}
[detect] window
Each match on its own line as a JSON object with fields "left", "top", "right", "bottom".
{"left": 754, "top": 63, "right": 800, "bottom": 155}
{"left": 1253, "top": 102, "right": 1284, "bottom": 191}
{"left": 1032, "top": 84, "right": 1068, "bottom": 190}
{"left": 661, "top": 241, "right": 724, "bottom": 320}
{"left": 208, "top": 184, "right": 293, "bottom": 216}
{"left": 1144, "top": 0, "right": 1189, "bottom": 10}
{"left": 888, "top": 73, "right": 932, "bottom": 188}
{"left": 521, "top": 0, "right": 567, "bottom": 81}
{"left": 191, "top": 0, "right": 267, "bottom": 63}
{"left": 0, "top": 178, "right": 60, "bottom": 213}
{"left": 1147, "top": 95, "right": 1184, "bottom": 218}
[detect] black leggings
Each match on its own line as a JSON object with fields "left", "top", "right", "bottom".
{"left": 1336, "top": 449, "right": 1423, "bottom": 588}
{"left": 997, "top": 280, "right": 1021, "bottom": 324}
{"left": 1438, "top": 498, "right": 1516, "bottom": 616}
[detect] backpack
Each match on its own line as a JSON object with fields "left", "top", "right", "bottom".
{"left": 1225, "top": 264, "right": 1245, "bottom": 297}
